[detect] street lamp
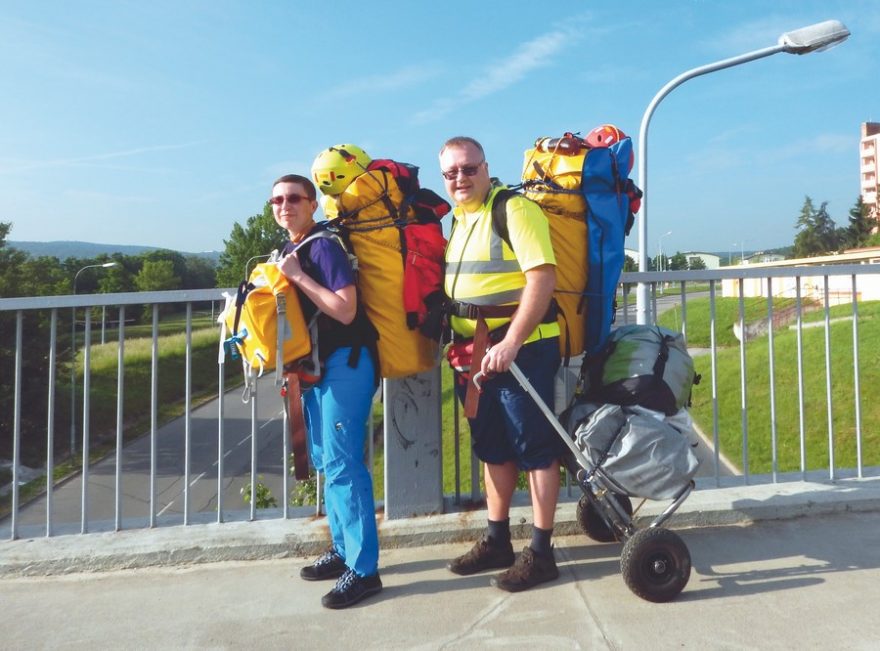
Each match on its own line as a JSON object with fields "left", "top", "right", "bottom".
{"left": 658, "top": 230, "right": 672, "bottom": 273}
{"left": 635, "top": 19, "right": 850, "bottom": 324}
{"left": 70, "top": 262, "right": 118, "bottom": 456}
{"left": 736, "top": 241, "right": 745, "bottom": 265}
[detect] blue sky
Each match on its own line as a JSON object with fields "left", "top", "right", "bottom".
{"left": 1, "top": 0, "right": 878, "bottom": 258}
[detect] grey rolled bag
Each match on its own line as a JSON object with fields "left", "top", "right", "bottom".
{"left": 565, "top": 401, "right": 700, "bottom": 500}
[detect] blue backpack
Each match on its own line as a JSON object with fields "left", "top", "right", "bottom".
{"left": 493, "top": 133, "right": 639, "bottom": 357}
{"left": 581, "top": 137, "right": 638, "bottom": 355}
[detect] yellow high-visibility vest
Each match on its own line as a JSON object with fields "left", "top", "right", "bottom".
{"left": 445, "top": 186, "right": 559, "bottom": 340}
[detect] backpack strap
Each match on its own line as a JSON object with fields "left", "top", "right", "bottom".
{"left": 231, "top": 280, "right": 253, "bottom": 335}
{"left": 652, "top": 328, "right": 672, "bottom": 380}
{"left": 488, "top": 187, "right": 571, "bottom": 363}
{"left": 489, "top": 188, "right": 518, "bottom": 251}
{"left": 282, "top": 371, "right": 310, "bottom": 480}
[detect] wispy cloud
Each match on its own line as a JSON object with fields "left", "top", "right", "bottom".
{"left": 63, "top": 189, "right": 156, "bottom": 204}
{"left": 772, "top": 133, "right": 856, "bottom": 158}
{"left": 701, "top": 16, "right": 792, "bottom": 55}
{"left": 0, "top": 142, "right": 204, "bottom": 174}
{"left": 681, "top": 132, "right": 855, "bottom": 174}
{"left": 190, "top": 179, "right": 268, "bottom": 205}
{"left": 320, "top": 64, "right": 442, "bottom": 102}
{"left": 412, "top": 25, "right": 583, "bottom": 124}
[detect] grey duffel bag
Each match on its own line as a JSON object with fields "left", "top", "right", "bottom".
{"left": 568, "top": 402, "right": 700, "bottom": 500}
{"left": 587, "top": 324, "right": 699, "bottom": 416}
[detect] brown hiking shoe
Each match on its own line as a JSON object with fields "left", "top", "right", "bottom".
{"left": 490, "top": 546, "right": 559, "bottom": 592}
{"left": 447, "top": 536, "right": 515, "bottom": 576}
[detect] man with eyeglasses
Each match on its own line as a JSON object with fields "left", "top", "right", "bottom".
{"left": 440, "top": 136, "right": 566, "bottom": 592}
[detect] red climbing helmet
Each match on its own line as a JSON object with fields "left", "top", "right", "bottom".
{"left": 585, "top": 124, "right": 627, "bottom": 148}
{"left": 586, "top": 124, "right": 633, "bottom": 173}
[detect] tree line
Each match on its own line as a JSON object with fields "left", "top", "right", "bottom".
{"left": 792, "top": 196, "right": 878, "bottom": 258}
{"left": 633, "top": 195, "right": 878, "bottom": 271}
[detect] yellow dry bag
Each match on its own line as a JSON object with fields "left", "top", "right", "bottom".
{"left": 221, "top": 261, "right": 311, "bottom": 380}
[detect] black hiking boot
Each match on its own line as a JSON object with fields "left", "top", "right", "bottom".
{"left": 300, "top": 549, "right": 346, "bottom": 581}
{"left": 321, "top": 569, "right": 383, "bottom": 609}
{"left": 447, "top": 536, "right": 515, "bottom": 576}
{"left": 490, "top": 546, "right": 559, "bottom": 592}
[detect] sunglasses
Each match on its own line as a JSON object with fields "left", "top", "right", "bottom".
{"left": 268, "top": 193, "right": 310, "bottom": 206}
{"left": 440, "top": 162, "right": 484, "bottom": 181}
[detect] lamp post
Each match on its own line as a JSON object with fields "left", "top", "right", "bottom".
{"left": 70, "top": 262, "right": 118, "bottom": 456}
{"left": 658, "top": 230, "right": 672, "bottom": 293}
{"left": 635, "top": 20, "right": 850, "bottom": 324}
{"left": 658, "top": 230, "right": 672, "bottom": 273}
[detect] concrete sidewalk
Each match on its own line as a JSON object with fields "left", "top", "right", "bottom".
{"left": 3, "top": 478, "right": 880, "bottom": 648}
{"left": 4, "top": 511, "right": 880, "bottom": 649}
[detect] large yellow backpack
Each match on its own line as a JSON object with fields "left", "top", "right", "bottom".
{"left": 220, "top": 259, "right": 311, "bottom": 383}
{"left": 323, "top": 168, "right": 438, "bottom": 378}
{"left": 322, "top": 161, "right": 450, "bottom": 379}
{"left": 521, "top": 137, "right": 590, "bottom": 357}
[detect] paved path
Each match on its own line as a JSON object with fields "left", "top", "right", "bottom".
{"left": 3, "top": 507, "right": 880, "bottom": 649}
{"left": 5, "top": 376, "right": 288, "bottom": 534}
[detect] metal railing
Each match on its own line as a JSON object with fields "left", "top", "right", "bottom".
{"left": 2, "top": 262, "right": 879, "bottom": 541}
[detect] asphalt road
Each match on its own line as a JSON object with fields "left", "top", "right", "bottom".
{"left": 5, "top": 375, "right": 289, "bottom": 536}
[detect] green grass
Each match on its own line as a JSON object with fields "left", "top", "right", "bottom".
{"left": 658, "top": 296, "right": 820, "bottom": 348}
{"left": 78, "top": 309, "right": 219, "bottom": 345}
{"left": 672, "top": 300, "right": 880, "bottom": 474}
{"left": 81, "top": 326, "right": 237, "bottom": 431}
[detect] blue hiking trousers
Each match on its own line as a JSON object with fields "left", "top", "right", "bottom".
{"left": 302, "top": 346, "right": 379, "bottom": 577}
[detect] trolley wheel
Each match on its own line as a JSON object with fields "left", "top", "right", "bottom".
{"left": 576, "top": 493, "right": 633, "bottom": 543}
{"left": 620, "top": 527, "right": 691, "bottom": 603}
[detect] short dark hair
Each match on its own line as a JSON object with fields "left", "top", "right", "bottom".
{"left": 439, "top": 136, "right": 485, "bottom": 158}
{"left": 272, "top": 174, "right": 317, "bottom": 201}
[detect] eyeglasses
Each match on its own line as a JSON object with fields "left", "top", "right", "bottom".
{"left": 268, "top": 193, "right": 309, "bottom": 206}
{"left": 440, "top": 161, "right": 484, "bottom": 181}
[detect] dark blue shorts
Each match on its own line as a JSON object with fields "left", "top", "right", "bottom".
{"left": 455, "top": 337, "right": 566, "bottom": 471}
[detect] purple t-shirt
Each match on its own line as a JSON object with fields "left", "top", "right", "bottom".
{"left": 281, "top": 230, "right": 361, "bottom": 361}
{"left": 282, "top": 236, "right": 354, "bottom": 296}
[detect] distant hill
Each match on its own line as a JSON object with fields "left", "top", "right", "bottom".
{"left": 9, "top": 240, "right": 221, "bottom": 263}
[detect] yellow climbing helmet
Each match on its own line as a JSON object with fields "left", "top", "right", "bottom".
{"left": 311, "top": 144, "right": 372, "bottom": 196}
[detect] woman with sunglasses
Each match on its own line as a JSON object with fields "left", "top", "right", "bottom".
{"left": 270, "top": 174, "right": 382, "bottom": 610}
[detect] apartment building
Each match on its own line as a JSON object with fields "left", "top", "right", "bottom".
{"left": 860, "top": 122, "right": 879, "bottom": 232}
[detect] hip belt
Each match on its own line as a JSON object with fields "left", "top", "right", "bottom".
{"left": 450, "top": 301, "right": 559, "bottom": 419}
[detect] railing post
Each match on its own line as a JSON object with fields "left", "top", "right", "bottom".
{"left": 114, "top": 306, "right": 124, "bottom": 531}
{"left": 383, "top": 366, "right": 443, "bottom": 519}
{"left": 10, "top": 312, "right": 23, "bottom": 540}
